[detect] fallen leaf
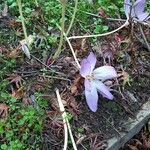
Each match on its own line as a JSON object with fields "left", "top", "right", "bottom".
{"left": 127, "top": 144, "right": 138, "bottom": 150}
{"left": 6, "top": 74, "right": 23, "bottom": 89}
{"left": 98, "top": 8, "right": 107, "bottom": 18}
{"left": 0, "top": 103, "right": 9, "bottom": 118}
{"left": 11, "top": 87, "right": 24, "bottom": 99}
{"left": 118, "top": 70, "right": 131, "bottom": 86}
{"left": 8, "top": 19, "right": 22, "bottom": 28}
{"left": 70, "top": 75, "right": 82, "bottom": 95}
{"left": 7, "top": 48, "right": 21, "bottom": 58}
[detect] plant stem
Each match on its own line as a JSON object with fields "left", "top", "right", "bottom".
{"left": 53, "top": 1, "right": 67, "bottom": 59}
{"left": 139, "top": 24, "right": 150, "bottom": 51}
{"left": 55, "top": 89, "right": 77, "bottom": 150}
{"left": 55, "top": 89, "right": 68, "bottom": 150}
{"left": 56, "top": 23, "right": 80, "bottom": 69}
{"left": 17, "top": 0, "right": 28, "bottom": 46}
{"left": 35, "top": 0, "right": 39, "bottom": 7}
{"left": 66, "top": 0, "right": 78, "bottom": 36}
{"left": 68, "top": 20, "right": 129, "bottom": 39}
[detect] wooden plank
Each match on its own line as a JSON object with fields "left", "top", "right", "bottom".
{"left": 107, "top": 100, "right": 150, "bottom": 150}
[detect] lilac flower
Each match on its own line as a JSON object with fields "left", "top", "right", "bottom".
{"left": 124, "top": 0, "right": 150, "bottom": 21}
{"left": 80, "top": 52, "right": 117, "bottom": 112}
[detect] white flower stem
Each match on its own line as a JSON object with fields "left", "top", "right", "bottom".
{"left": 56, "top": 23, "right": 81, "bottom": 69}
{"left": 55, "top": 89, "right": 68, "bottom": 150}
{"left": 66, "top": 38, "right": 81, "bottom": 69}
{"left": 68, "top": 20, "right": 129, "bottom": 40}
{"left": 55, "top": 89, "right": 77, "bottom": 150}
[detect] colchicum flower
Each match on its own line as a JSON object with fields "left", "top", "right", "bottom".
{"left": 80, "top": 52, "right": 117, "bottom": 112}
{"left": 124, "top": 0, "right": 150, "bottom": 21}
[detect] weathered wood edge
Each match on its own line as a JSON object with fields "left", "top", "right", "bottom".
{"left": 107, "top": 100, "right": 150, "bottom": 150}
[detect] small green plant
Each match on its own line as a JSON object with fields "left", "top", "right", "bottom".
{"left": 0, "top": 55, "right": 16, "bottom": 79}
{"left": 93, "top": 18, "right": 109, "bottom": 34}
{"left": 0, "top": 89, "right": 48, "bottom": 149}
{"left": 77, "top": 127, "right": 84, "bottom": 133}
{"left": 98, "top": 0, "right": 123, "bottom": 16}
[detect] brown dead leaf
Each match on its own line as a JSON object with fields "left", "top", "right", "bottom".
{"left": 8, "top": 19, "right": 22, "bottom": 28}
{"left": 127, "top": 144, "right": 138, "bottom": 150}
{"left": 0, "top": 103, "right": 9, "bottom": 118}
{"left": 33, "top": 84, "right": 45, "bottom": 91}
{"left": 114, "top": 33, "right": 124, "bottom": 46}
{"left": 71, "top": 85, "right": 78, "bottom": 95}
{"left": 22, "top": 97, "right": 31, "bottom": 105}
{"left": 7, "top": 48, "right": 21, "bottom": 58}
{"left": 61, "top": 90, "right": 81, "bottom": 115}
{"left": 6, "top": 74, "right": 23, "bottom": 89}
{"left": 118, "top": 69, "right": 131, "bottom": 86}
{"left": 70, "top": 75, "right": 83, "bottom": 95}
{"left": 141, "top": 132, "right": 150, "bottom": 149}
{"left": 90, "top": 136, "right": 107, "bottom": 150}
{"left": 11, "top": 87, "right": 24, "bottom": 99}
{"left": 70, "top": 39, "right": 89, "bottom": 57}
{"left": 81, "top": 38, "right": 88, "bottom": 51}
{"left": 101, "top": 44, "right": 114, "bottom": 62}
{"left": 98, "top": 8, "right": 107, "bottom": 18}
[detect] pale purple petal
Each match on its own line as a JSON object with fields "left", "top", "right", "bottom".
{"left": 87, "top": 52, "right": 96, "bottom": 72}
{"left": 80, "top": 59, "right": 91, "bottom": 77}
{"left": 93, "top": 66, "right": 117, "bottom": 81}
{"left": 94, "top": 80, "right": 114, "bottom": 100}
{"left": 84, "top": 79, "right": 98, "bottom": 112}
{"left": 21, "top": 44, "right": 31, "bottom": 59}
{"left": 137, "top": 12, "right": 150, "bottom": 21}
{"left": 80, "top": 52, "right": 96, "bottom": 78}
{"left": 124, "top": 0, "right": 131, "bottom": 19}
{"left": 133, "top": 0, "right": 146, "bottom": 16}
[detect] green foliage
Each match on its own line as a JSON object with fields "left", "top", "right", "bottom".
{"left": 47, "top": 35, "right": 58, "bottom": 45}
{"left": 1, "top": 140, "right": 24, "bottom": 150}
{"left": 93, "top": 18, "right": 109, "bottom": 34}
{"left": 98, "top": 0, "right": 124, "bottom": 16}
{"left": 77, "top": 127, "right": 84, "bottom": 133}
{"left": 0, "top": 79, "right": 48, "bottom": 149}
{"left": 0, "top": 55, "right": 16, "bottom": 79}
{"left": 66, "top": 112, "right": 73, "bottom": 121}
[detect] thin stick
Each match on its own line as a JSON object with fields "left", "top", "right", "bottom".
{"left": 66, "top": 38, "right": 81, "bottom": 69}
{"left": 134, "top": 19, "right": 150, "bottom": 27}
{"left": 69, "top": 7, "right": 126, "bottom": 22}
{"left": 55, "top": 89, "right": 78, "bottom": 150}
{"left": 139, "top": 24, "right": 150, "bottom": 51}
{"left": 68, "top": 20, "right": 129, "bottom": 39}
{"left": 30, "top": 54, "right": 66, "bottom": 76}
{"left": 66, "top": 0, "right": 78, "bottom": 36}
{"left": 40, "top": 75, "right": 70, "bottom": 81}
{"left": 66, "top": 118, "right": 77, "bottom": 150}
{"left": 55, "top": 89, "right": 68, "bottom": 150}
